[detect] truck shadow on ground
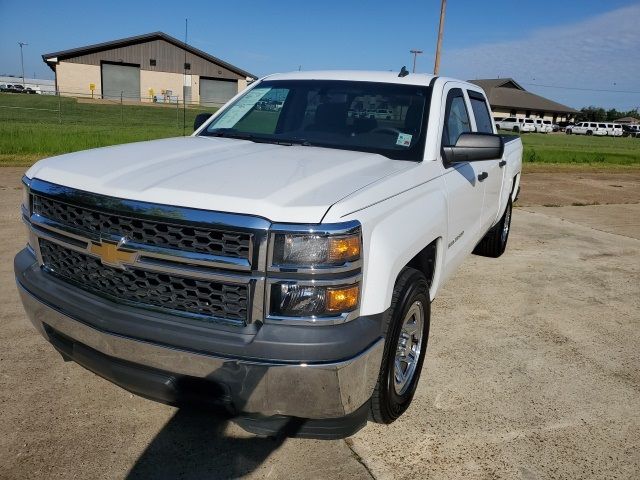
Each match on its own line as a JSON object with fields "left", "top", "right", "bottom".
{"left": 126, "top": 407, "right": 299, "bottom": 479}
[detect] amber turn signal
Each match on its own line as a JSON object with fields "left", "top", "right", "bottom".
{"left": 328, "top": 236, "right": 360, "bottom": 263}
{"left": 326, "top": 285, "right": 360, "bottom": 312}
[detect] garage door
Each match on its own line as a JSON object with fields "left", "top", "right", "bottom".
{"left": 102, "top": 63, "right": 140, "bottom": 100}
{"left": 200, "top": 78, "right": 238, "bottom": 106}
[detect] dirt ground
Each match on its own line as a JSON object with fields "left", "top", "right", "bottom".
{"left": 1, "top": 167, "right": 638, "bottom": 479}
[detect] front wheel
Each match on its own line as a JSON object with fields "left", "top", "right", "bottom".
{"left": 369, "top": 268, "right": 430, "bottom": 424}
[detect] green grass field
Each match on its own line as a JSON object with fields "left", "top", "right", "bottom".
{"left": 0, "top": 93, "right": 216, "bottom": 166}
{"left": 1, "top": 93, "right": 638, "bottom": 167}
{"left": 517, "top": 132, "right": 640, "bottom": 166}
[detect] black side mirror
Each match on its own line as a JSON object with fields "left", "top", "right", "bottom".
{"left": 194, "top": 113, "right": 213, "bottom": 132}
{"left": 443, "top": 132, "right": 504, "bottom": 164}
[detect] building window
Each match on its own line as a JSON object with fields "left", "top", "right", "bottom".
{"left": 184, "top": 62, "right": 191, "bottom": 70}
{"left": 149, "top": 59, "right": 156, "bottom": 66}
{"left": 510, "top": 109, "right": 517, "bottom": 116}
{"left": 525, "top": 110, "right": 531, "bottom": 118}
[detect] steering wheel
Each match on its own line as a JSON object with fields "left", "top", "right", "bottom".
{"left": 371, "top": 127, "right": 403, "bottom": 136}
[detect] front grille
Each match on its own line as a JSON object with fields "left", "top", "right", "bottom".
{"left": 39, "top": 239, "right": 249, "bottom": 323}
{"left": 32, "top": 195, "right": 251, "bottom": 259}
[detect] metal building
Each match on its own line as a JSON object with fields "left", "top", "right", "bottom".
{"left": 42, "top": 32, "right": 256, "bottom": 106}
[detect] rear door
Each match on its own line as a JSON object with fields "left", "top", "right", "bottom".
{"left": 440, "top": 84, "right": 485, "bottom": 273}
{"left": 466, "top": 89, "right": 504, "bottom": 231}
{"left": 101, "top": 62, "right": 140, "bottom": 100}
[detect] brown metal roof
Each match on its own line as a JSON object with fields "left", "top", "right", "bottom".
{"left": 469, "top": 78, "right": 578, "bottom": 114}
{"left": 42, "top": 31, "right": 255, "bottom": 79}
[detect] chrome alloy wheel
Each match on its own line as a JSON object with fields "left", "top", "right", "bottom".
{"left": 393, "top": 301, "right": 424, "bottom": 395}
{"left": 502, "top": 203, "right": 512, "bottom": 244}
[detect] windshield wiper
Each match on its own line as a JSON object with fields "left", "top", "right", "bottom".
{"left": 207, "top": 130, "right": 314, "bottom": 147}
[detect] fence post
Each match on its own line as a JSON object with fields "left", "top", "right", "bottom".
{"left": 176, "top": 99, "right": 179, "bottom": 128}
{"left": 57, "top": 90, "right": 62, "bottom": 124}
{"left": 120, "top": 91, "right": 124, "bottom": 125}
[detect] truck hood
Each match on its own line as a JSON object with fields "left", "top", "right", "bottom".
{"left": 26, "top": 136, "right": 412, "bottom": 223}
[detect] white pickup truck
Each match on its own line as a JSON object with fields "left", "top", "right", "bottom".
{"left": 15, "top": 71, "right": 522, "bottom": 438}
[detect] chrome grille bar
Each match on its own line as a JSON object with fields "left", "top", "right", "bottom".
{"left": 25, "top": 178, "right": 271, "bottom": 326}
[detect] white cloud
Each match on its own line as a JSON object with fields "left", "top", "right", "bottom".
{"left": 441, "top": 4, "right": 640, "bottom": 109}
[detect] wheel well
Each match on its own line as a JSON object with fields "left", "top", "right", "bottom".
{"left": 406, "top": 239, "right": 438, "bottom": 288}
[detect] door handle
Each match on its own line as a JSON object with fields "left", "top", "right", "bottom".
{"left": 499, "top": 160, "right": 507, "bottom": 167}
{"left": 478, "top": 172, "right": 488, "bottom": 182}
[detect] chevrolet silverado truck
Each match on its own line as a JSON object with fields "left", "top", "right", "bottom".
{"left": 15, "top": 71, "right": 522, "bottom": 438}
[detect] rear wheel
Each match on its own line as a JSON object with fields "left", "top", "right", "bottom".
{"left": 473, "top": 198, "right": 513, "bottom": 258}
{"left": 369, "top": 268, "right": 430, "bottom": 424}
{"left": 513, "top": 126, "right": 520, "bottom": 133}
{"left": 586, "top": 130, "right": 593, "bottom": 136}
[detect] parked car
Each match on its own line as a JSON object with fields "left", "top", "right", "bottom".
{"left": 24, "top": 87, "right": 38, "bottom": 95}
{"left": 496, "top": 117, "right": 522, "bottom": 132}
{"left": 622, "top": 124, "right": 640, "bottom": 138}
{"left": 557, "top": 121, "right": 574, "bottom": 132}
{"left": 566, "top": 122, "right": 607, "bottom": 136}
{"left": 521, "top": 118, "right": 537, "bottom": 132}
{"left": 16, "top": 71, "right": 522, "bottom": 437}
{"left": 604, "top": 123, "right": 623, "bottom": 137}
{"left": 551, "top": 123, "right": 560, "bottom": 132}
{"left": 12, "top": 84, "right": 26, "bottom": 93}
{"left": 533, "top": 118, "right": 551, "bottom": 133}
{"left": 541, "top": 119, "right": 553, "bottom": 133}
{"left": 374, "top": 109, "right": 394, "bottom": 120}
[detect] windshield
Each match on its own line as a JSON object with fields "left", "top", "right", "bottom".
{"left": 200, "top": 80, "right": 430, "bottom": 161}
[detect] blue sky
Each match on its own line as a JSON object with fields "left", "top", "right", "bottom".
{"left": 1, "top": 0, "right": 638, "bottom": 110}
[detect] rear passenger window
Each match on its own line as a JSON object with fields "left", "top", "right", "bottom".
{"left": 442, "top": 88, "right": 471, "bottom": 147}
{"left": 468, "top": 93, "right": 494, "bottom": 133}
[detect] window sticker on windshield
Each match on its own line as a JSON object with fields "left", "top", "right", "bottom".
{"left": 396, "top": 132, "right": 413, "bottom": 147}
{"left": 213, "top": 88, "right": 271, "bottom": 129}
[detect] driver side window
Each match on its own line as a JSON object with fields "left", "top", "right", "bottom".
{"left": 442, "top": 89, "right": 471, "bottom": 147}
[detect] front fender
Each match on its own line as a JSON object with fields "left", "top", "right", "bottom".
{"left": 329, "top": 175, "right": 447, "bottom": 317}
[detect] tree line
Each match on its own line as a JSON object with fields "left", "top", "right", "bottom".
{"left": 577, "top": 106, "right": 639, "bottom": 122}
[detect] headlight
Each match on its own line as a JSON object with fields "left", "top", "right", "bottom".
{"left": 270, "top": 283, "right": 360, "bottom": 317}
{"left": 271, "top": 228, "right": 361, "bottom": 268}
{"left": 21, "top": 181, "right": 30, "bottom": 214}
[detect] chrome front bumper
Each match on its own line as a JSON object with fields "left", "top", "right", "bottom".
{"left": 17, "top": 283, "right": 384, "bottom": 419}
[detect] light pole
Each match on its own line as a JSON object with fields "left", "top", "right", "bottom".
{"left": 18, "top": 42, "right": 28, "bottom": 86}
{"left": 433, "top": 0, "right": 447, "bottom": 75}
{"left": 410, "top": 49, "right": 423, "bottom": 73}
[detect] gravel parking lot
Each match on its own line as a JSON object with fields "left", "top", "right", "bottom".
{"left": 1, "top": 167, "right": 638, "bottom": 479}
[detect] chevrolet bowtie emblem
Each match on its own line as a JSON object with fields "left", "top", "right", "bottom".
{"left": 89, "top": 238, "right": 137, "bottom": 269}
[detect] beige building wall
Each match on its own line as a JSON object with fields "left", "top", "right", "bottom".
{"left": 491, "top": 106, "right": 571, "bottom": 122}
{"left": 237, "top": 78, "right": 248, "bottom": 93}
{"left": 56, "top": 61, "right": 101, "bottom": 97}
{"left": 140, "top": 70, "right": 200, "bottom": 103}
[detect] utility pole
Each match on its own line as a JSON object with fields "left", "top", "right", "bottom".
{"left": 410, "top": 49, "right": 423, "bottom": 73}
{"left": 18, "top": 42, "right": 28, "bottom": 85}
{"left": 183, "top": 18, "right": 188, "bottom": 136}
{"left": 433, "top": 0, "right": 447, "bottom": 75}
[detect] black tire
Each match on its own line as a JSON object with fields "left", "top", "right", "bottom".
{"left": 566, "top": 129, "right": 572, "bottom": 135}
{"left": 473, "top": 198, "right": 513, "bottom": 258}
{"left": 369, "top": 268, "right": 430, "bottom": 424}
{"left": 586, "top": 130, "right": 593, "bottom": 136}
{"left": 513, "top": 126, "right": 520, "bottom": 133}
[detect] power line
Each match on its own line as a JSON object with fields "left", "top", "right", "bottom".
{"left": 522, "top": 82, "right": 640, "bottom": 94}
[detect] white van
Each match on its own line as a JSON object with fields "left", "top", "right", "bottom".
{"left": 566, "top": 122, "right": 608, "bottom": 136}
{"left": 605, "top": 123, "right": 623, "bottom": 137}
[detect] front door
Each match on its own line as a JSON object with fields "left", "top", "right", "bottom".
{"left": 439, "top": 85, "right": 486, "bottom": 276}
